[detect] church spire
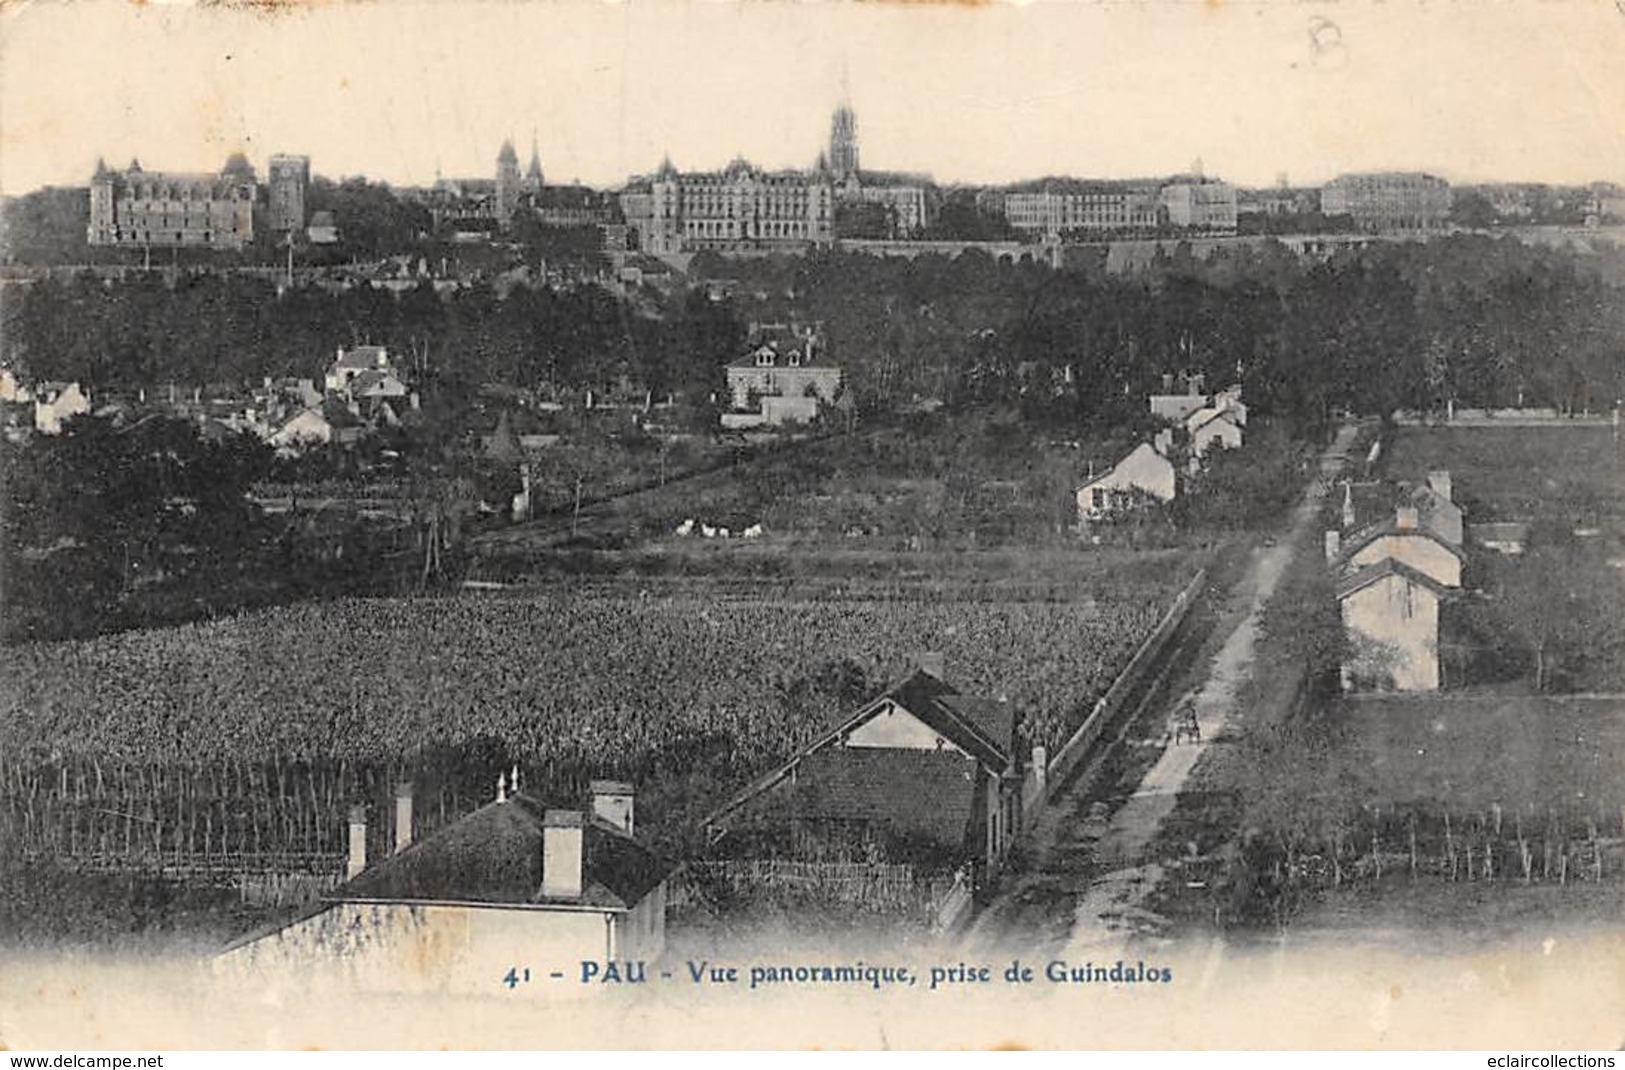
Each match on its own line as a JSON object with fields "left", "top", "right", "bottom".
{"left": 526, "top": 130, "right": 544, "bottom": 192}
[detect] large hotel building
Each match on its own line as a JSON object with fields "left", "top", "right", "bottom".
{"left": 621, "top": 157, "right": 836, "bottom": 255}
{"left": 619, "top": 102, "right": 933, "bottom": 254}
{"left": 1320, "top": 172, "right": 1453, "bottom": 232}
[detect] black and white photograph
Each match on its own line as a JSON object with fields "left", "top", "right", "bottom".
{"left": 0, "top": 0, "right": 1622, "bottom": 1053}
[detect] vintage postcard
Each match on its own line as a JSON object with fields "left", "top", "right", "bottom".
{"left": 1, "top": 0, "right": 1623, "bottom": 1052}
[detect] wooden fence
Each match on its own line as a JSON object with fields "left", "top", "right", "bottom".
{"left": 1032, "top": 567, "right": 1209, "bottom": 811}
{"left": 18, "top": 849, "right": 345, "bottom": 907}
{"left": 1174, "top": 804, "right": 1625, "bottom": 901}
{"left": 675, "top": 858, "right": 967, "bottom": 927}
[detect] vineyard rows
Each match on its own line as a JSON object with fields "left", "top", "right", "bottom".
{"left": 2, "top": 584, "right": 1182, "bottom": 853}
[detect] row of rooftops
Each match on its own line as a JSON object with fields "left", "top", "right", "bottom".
{"left": 305, "top": 660, "right": 1013, "bottom": 921}
{"left": 1328, "top": 469, "right": 1466, "bottom": 600}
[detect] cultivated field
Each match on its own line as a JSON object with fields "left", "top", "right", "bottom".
{"left": 2, "top": 558, "right": 1195, "bottom": 844}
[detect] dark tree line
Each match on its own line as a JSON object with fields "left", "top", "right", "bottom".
{"left": 0, "top": 274, "right": 739, "bottom": 405}
{"left": 705, "top": 234, "right": 1625, "bottom": 431}
{"left": 2, "top": 232, "right": 1620, "bottom": 438}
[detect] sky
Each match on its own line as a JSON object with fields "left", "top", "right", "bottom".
{"left": 2, "top": 0, "right": 1623, "bottom": 196}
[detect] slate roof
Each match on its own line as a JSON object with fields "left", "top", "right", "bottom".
{"left": 784, "top": 746, "right": 980, "bottom": 853}
{"left": 1335, "top": 557, "right": 1455, "bottom": 602}
{"left": 706, "top": 668, "right": 1018, "bottom": 834}
{"left": 1339, "top": 514, "right": 1466, "bottom": 566}
{"left": 1342, "top": 479, "right": 1461, "bottom": 545}
{"left": 726, "top": 340, "right": 839, "bottom": 370}
{"left": 882, "top": 670, "right": 1016, "bottom": 773}
{"left": 335, "top": 794, "right": 669, "bottom": 912}
{"left": 1406, "top": 484, "right": 1464, "bottom": 545}
{"left": 348, "top": 369, "right": 406, "bottom": 397}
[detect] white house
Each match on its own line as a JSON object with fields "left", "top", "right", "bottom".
{"left": 1148, "top": 372, "right": 1209, "bottom": 424}
{"left": 267, "top": 402, "right": 364, "bottom": 452}
{"left": 325, "top": 345, "right": 393, "bottom": 394}
{"left": 33, "top": 382, "right": 91, "bottom": 435}
{"left": 268, "top": 407, "right": 336, "bottom": 450}
{"left": 724, "top": 324, "right": 842, "bottom": 426}
{"left": 1338, "top": 506, "right": 1464, "bottom": 588}
{"left": 1337, "top": 558, "right": 1451, "bottom": 691}
{"left": 217, "top": 780, "right": 670, "bottom": 998}
{"left": 1186, "top": 406, "right": 1244, "bottom": 459}
{"left": 1076, "top": 441, "right": 1178, "bottom": 523}
{"left": 0, "top": 367, "right": 32, "bottom": 404}
{"left": 706, "top": 662, "right": 1029, "bottom": 880}
{"left": 1328, "top": 470, "right": 1468, "bottom": 694}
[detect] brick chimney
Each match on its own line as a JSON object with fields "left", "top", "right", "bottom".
{"left": 393, "top": 782, "right": 414, "bottom": 854}
{"left": 1426, "top": 470, "right": 1452, "bottom": 502}
{"left": 346, "top": 804, "right": 368, "bottom": 881}
{"left": 1395, "top": 506, "right": 1419, "bottom": 532}
{"left": 590, "top": 781, "right": 635, "bottom": 836}
{"left": 541, "top": 810, "right": 584, "bottom": 899}
{"left": 1324, "top": 530, "right": 1341, "bottom": 563}
{"left": 917, "top": 651, "right": 946, "bottom": 679}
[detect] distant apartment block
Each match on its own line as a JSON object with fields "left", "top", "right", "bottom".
{"left": 999, "top": 177, "right": 1235, "bottom": 238}
{"left": 1320, "top": 172, "right": 1453, "bottom": 232}
{"left": 1003, "top": 181, "right": 1162, "bottom": 237}
{"left": 1159, "top": 181, "right": 1239, "bottom": 231}
{"left": 88, "top": 154, "right": 259, "bottom": 248}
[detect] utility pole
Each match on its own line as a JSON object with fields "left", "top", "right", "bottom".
{"left": 571, "top": 474, "right": 584, "bottom": 536}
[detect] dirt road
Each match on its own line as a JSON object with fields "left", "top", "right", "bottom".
{"left": 965, "top": 423, "right": 1361, "bottom": 957}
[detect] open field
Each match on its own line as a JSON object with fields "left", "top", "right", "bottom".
{"left": 1146, "top": 689, "right": 1625, "bottom": 933}
{"left": 1384, "top": 424, "right": 1625, "bottom": 519}
{"left": 1340, "top": 692, "right": 1625, "bottom": 816}
{"left": 477, "top": 414, "right": 1267, "bottom": 560}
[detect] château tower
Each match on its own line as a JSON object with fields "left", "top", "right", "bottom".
{"left": 495, "top": 138, "right": 521, "bottom": 227}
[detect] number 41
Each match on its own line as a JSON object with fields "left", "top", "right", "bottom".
{"left": 503, "top": 967, "right": 532, "bottom": 989}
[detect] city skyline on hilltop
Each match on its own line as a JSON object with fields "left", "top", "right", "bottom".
{"left": 3, "top": 1, "right": 1624, "bottom": 198}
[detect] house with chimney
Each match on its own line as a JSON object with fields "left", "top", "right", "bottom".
{"left": 324, "top": 345, "right": 394, "bottom": 395}
{"left": 703, "top": 660, "right": 1030, "bottom": 914}
{"left": 217, "top": 778, "right": 671, "bottom": 995}
{"left": 1075, "top": 438, "right": 1179, "bottom": 523}
{"left": 1148, "top": 372, "right": 1210, "bottom": 424}
{"left": 1327, "top": 471, "right": 1465, "bottom": 692}
{"left": 722, "top": 323, "right": 842, "bottom": 428}
{"left": 1185, "top": 390, "right": 1246, "bottom": 461}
